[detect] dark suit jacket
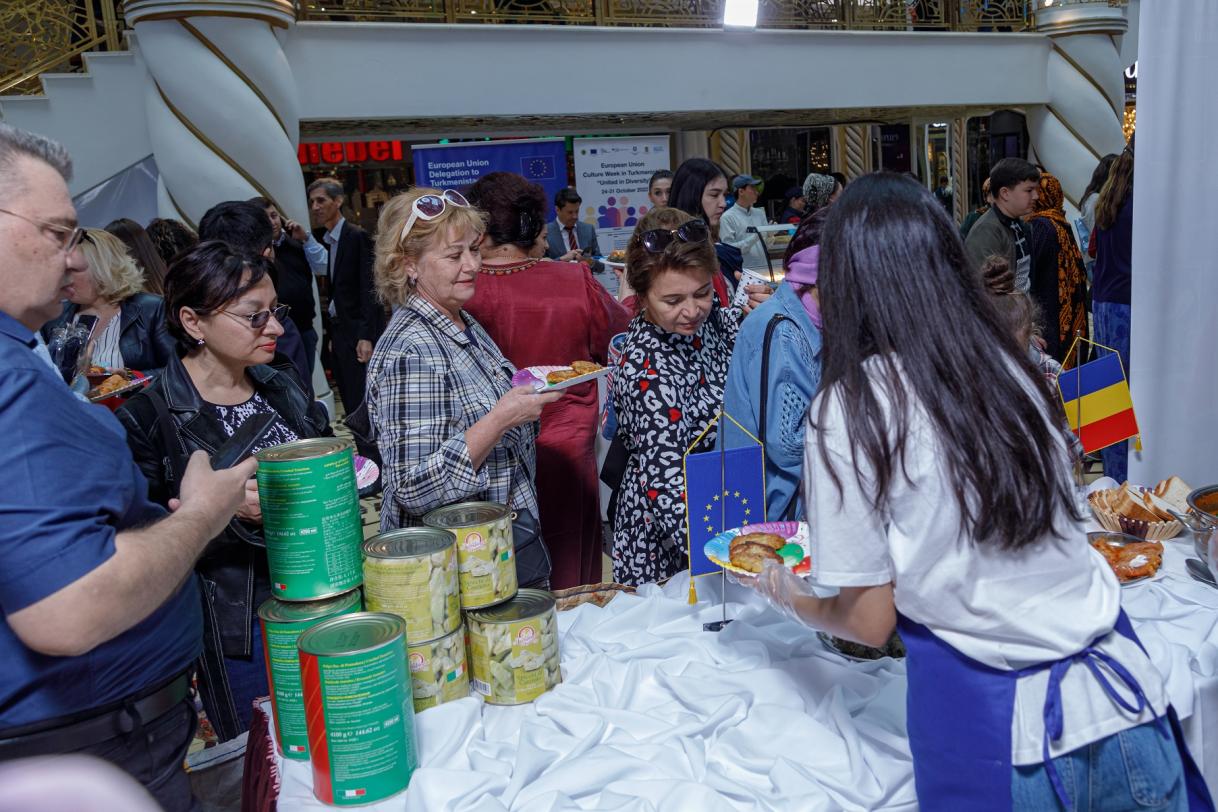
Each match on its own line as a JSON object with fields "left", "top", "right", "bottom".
{"left": 545, "top": 220, "right": 604, "bottom": 273}
{"left": 315, "top": 219, "right": 381, "bottom": 342}
{"left": 42, "top": 292, "right": 177, "bottom": 377}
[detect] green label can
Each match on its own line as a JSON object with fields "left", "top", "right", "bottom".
{"left": 299, "top": 613, "right": 417, "bottom": 806}
{"left": 362, "top": 528, "right": 460, "bottom": 644}
{"left": 257, "top": 439, "right": 363, "bottom": 601}
{"left": 422, "top": 502, "right": 517, "bottom": 609}
{"left": 258, "top": 590, "right": 362, "bottom": 760}
{"left": 466, "top": 589, "right": 561, "bottom": 705}
{"left": 407, "top": 624, "right": 469, "bottom": 713}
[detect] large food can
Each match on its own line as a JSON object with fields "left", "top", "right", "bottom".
{"left": 257, "top": 439, "right": 363, "bottom": 601}
{"left": 407, "top": 624, "right": 470, "bottom": 713}
{"left": 258, "top": 590, "right": 362, "bottom": 760}
{"left": 466, "top": 589, "right": 561, "bottom": 705}
{"left": 362, "top": 528, "right": 460, "bottom": 644}
{"left": 423, "top": 502, "right": 517, "bottom": 609}
{"left": 298, "top": 613, "right": 417, "bottom": 806}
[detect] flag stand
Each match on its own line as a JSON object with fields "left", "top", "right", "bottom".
{"left": 680, "top": 410, "right": 767, "bottom": 633}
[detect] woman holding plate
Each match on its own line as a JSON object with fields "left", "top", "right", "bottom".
{"left": 750, "top": 173, "right": 1210, "bottom": 810}
{"left": 609, "top": 207, "right": 740, "bottom": 586}
{"left": 366, "top": 187, "right": 562, "bottom": 587}
{"left": 464, "top": 172, "right": 630, "bottom": 589}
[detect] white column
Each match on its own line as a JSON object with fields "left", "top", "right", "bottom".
{"left": 124, "top": 0, "right": 331, "bottom": 412}
{"left": 1026, "top": 2, "right": 1130, "bottom": 206}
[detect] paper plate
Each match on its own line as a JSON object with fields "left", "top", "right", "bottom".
{"left": 512, "top": 365, "right": 610, "bottom": 392}
{"left": 702, "top": 521, "right": 810, "bottom": 577}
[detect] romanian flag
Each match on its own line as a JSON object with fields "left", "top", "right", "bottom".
{"left": 1057, "top": 352, "right": 1139, "bottom": 453}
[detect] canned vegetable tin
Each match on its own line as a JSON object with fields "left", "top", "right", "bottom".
{"left": 466, "top": 589, "right": 561, "bottom": 705}
{"left": 422, "top": 502, "right": 517, "bottom": 609}
{"left": 258, "top": 590, "right": 362, "bottom": 759}
{"left": 407, "top": 624, "right": 470, "bottom": 712}
{"left": 298, "top": 613, "right": 417, "bottom": 806}
{"left": 362, "top": 528, "right": 460, "bottom": 644}
{"left": 257, "top": 439, "right": 363, "bottom": 601}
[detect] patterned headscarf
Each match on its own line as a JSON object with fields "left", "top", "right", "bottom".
{"left": 1028, "top": 172, "right": 1088, "bottom": 367}
{"left": 802, "top": 173, "right": 837, "bottom": 212}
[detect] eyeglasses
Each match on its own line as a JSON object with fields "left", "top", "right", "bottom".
{"left": 638, "top": 219, "right": 710, "bottom": 253}
{"left": 0, "top": 207, "right": 85, "bottom": 253}
{"left": 218, "top": 304, "right": 290, "bottom": 330}
{"left": 399, "top": 190, "right": 471, "bottom": 243}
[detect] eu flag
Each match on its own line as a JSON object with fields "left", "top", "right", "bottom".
{"left": 521, "top": 155, "right": 556, "bottom": 181}
{"left": 684, "top": 445, "right": 765, "bottom": 576}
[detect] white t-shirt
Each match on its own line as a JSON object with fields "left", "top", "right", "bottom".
{"left": 718, "top": 204, "right": 770, "bottom": 271}
{"left": 803, "top": 357, "right": 1167, "bottom": 764}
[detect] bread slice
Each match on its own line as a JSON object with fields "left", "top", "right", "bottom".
{"left": 1152, "top": 476, "right": 1193, "bottom": 514}
{"left": 1114, "top": 484, "right": 1162, "bottom": 524}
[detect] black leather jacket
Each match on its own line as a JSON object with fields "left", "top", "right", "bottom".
{"left": 116, "top": 355, "right": 331, "bottom": 739}
{"left": 41, "top": 293, "right": 177, "bottom": 377}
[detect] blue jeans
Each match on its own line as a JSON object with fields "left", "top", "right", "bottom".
{"left": 222, "top": 616, "right": 267, "bottom": 734}
{"left": 1012, "top": 721, "right": 1187, "bottom": 811}
{"left": 1093, "top": 300, "right": 1132, "bottom": 482}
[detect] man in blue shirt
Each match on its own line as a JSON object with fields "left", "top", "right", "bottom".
{"left": 0, "top": 124, "right": 255, "bottom": 811}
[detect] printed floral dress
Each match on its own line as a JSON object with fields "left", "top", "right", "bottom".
{"left": 610, "top": 305, "right": 740, "bottom": 585}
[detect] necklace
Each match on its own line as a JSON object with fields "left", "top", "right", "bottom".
{"left": 479, "top": 258, "right": 540, "bottom": 276}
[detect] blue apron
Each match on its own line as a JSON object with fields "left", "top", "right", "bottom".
{"left": 897, "top": 610, "right": 1214, "bottom": 811}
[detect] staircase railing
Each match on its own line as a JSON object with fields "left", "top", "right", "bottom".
{"left": 1, "top": 0, "right": 126, "bottom": 95}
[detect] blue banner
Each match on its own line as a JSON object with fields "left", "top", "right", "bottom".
{"left": 412, "top": 138, "right": 568, "bottom": 204}
{"left": 685, "top": 445, "right": 765, "bottom": 576}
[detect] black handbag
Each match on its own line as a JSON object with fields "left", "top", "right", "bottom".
{"left": 510, "top": 506, "right": 553, "bottom": 589}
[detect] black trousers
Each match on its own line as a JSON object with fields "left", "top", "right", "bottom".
{"left": 329, "top": 321, "right": 367, "bottom": 417}
{"left": 79, "top": 698, "right": 199, "bottom": 812}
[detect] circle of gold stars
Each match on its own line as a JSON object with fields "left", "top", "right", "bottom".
{"left": 703, "top": 490, "right": 750, "bottom": 536}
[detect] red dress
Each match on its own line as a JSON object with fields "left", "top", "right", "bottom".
{"left": 466, "top": 260, "right": 631, "bottom": 589}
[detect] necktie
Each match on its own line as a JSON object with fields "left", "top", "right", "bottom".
{"left": 325, "top": 233, "right": 338, "bottom": 317}
{"left": 566, "top": 226, "right": 578, "bottom": 252}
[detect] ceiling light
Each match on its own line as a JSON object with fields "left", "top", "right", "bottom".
{"left": 723, "top": 0, "right": 758, "bottom": 29}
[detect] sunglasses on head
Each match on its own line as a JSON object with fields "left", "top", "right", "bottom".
{"left": 639, "top": 219, "right": 710, "bottom": 253}
{"left": 399, "top": 189, "right": 471, "bottom": 242}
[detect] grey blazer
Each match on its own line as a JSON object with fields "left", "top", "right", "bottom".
{"left": 545, "top": 220, "right": 604, "bottom": 273}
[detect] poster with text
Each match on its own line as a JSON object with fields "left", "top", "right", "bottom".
{"left": 412, "top": 138, "right": 568, "bottom": 205}
{"left": 572, "top": 136, "right": 671, "bottom": 254}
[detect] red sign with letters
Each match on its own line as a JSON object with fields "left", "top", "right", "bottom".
{"left": 298, "top": 141, "right": 405, "bottom": 165}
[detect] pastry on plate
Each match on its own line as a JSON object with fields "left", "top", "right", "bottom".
{"left": 545, "top": 369, "right": 581, "bottom": 384}
{"left": 729, "top": 542, "right": 782, "bottom": 573}
{"left": 730, "top": 532, "right": 786, "bottom": 554}
{"left": 569, "top": 360, "right": 602, "bottom": 375}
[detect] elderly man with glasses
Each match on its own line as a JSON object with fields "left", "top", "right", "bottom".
{"left": 0, "top": 123, "right": 254, "bottom": 811}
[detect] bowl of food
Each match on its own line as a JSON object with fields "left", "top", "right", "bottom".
{"left": 1186, "top": 484, "right": 1218, "bottom": 572}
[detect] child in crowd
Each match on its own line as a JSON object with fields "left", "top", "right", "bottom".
{"left": 980, "top": 255, "right": 1062, "bottom": 386}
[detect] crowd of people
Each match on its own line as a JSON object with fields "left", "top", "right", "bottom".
{"left": 3, "top": 116, "right": 1202, "bottom": 812}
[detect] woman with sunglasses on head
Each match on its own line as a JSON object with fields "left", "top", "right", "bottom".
{"left": 41, "top": 227, "right": 176, "bottom": 379}
{"left": 748, "top": 174, "right": 1210, "bottom": 810}
{"left": 117, "top": 240, "right": 332, "bottom": 741}
{"left": 366, "top": 188, "right": 563, "bottom": 586}
{"left": 463, "top": 172, "right": 630, "bottom": 589}
{"left": 609, "top": 207, "right": 741, "bottom": 586}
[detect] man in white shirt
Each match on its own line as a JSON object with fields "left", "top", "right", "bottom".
{"left": 719, "top": 175, "right": 770, "bottom": 270}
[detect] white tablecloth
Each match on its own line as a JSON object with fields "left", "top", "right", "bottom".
{"left": 271, "top": 539, "right": 1218, "bottom": 811}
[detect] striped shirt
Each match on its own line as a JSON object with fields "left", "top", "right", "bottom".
{"left": 89, "top": 314, "right": 123, "bottom": 369}
{"left": 366, "top": 295, "right": 539, "bottom": 531}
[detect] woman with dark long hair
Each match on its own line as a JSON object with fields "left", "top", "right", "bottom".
{"left": 669, "top": 158, "right": 735, "bottom": 304}
{"left": 750, "top": 173, "right": 1208, "bottom": 810}
{"left": 1092, "top": 137, "right": 1135, "bottom": 482}
{"left": 106, "top": 217, "right": 170, "bottom": 295}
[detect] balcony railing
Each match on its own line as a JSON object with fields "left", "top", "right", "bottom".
{"left": 2, "top": 0, "right": 1126, "bottom": 97}
{"left": 1, "top": 0, "right": 126, "bottom": 95}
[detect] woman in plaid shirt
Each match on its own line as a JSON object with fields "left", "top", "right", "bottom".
{"left": 365, "top": 189, "right": 563, "bottom": 537}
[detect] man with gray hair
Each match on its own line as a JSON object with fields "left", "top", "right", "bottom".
{"left": 0, "top": 123, "right": 254, "bottom": 810}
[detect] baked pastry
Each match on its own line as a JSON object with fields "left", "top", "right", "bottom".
{"left": 729, "top": 542, "right": 782, "bottom": 573}
{"left": 569, "top": 360, "right": 602, "bottom": 375}
{"left": 545, "top": 369, "right": 581, "bottom": 384}
{"left": 1089, "top": 536, "right": 1163, "bottom": 582}
{"left": 730, "top": 533, "right": 786, "bottom": 554}
{"left": 91, "top": 373, "right": 129, "bottom": 397}
{"left": 608, "top": 249, "right": 626, "bottom": 263}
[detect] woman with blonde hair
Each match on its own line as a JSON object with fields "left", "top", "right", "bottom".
{"left": 365, "top": 187, "right": 563, "bottom": 586}
{"left": 41, "top": 227, "right": 176, "bottom": 375}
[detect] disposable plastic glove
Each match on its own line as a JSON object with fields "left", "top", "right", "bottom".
{"left": 751, "top": 560, "right": 819, "bottom": 627}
